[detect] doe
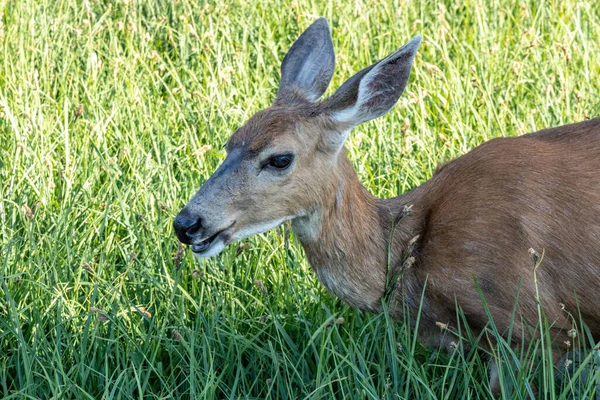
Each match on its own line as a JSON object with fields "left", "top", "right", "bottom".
{"left": 174, "top": 18, "right": 600, "bottom": 392}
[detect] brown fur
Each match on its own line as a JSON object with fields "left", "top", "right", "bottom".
{"left": 175, "top": 18, "right": 600, "bottom": 394}
{"left": 294, "top": 117, "right": 600, "bottom": 356}
{"left": 187, "top": 99, "right": 600, "bottom": 357}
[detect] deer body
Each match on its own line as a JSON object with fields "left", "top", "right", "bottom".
{"left": 295, "top": 118, "right": 600, "bottom": 352}
{"left": 174, "top": 17, "right": 600, "bottom": 390}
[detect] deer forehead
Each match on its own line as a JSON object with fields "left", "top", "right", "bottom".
{"left": 225, "top": 105, "right": 324, "bottom": 154}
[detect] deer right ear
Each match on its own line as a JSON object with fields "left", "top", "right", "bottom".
{"left": 320, "top": 35, "right": 421, "bottom": 152}
{"left": 277, "top": 17, "right": 335, "bottom": 103}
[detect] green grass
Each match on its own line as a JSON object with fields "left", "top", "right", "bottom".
{"left": 1, "top": 0, "right": 600, "bottom": 398}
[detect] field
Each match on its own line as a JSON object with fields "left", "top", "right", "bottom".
{"left": 1, "top": 0, "right": 600, "bottom": 398}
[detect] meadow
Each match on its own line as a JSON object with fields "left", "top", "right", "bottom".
{"left": 1, "top": 0, "right": 600, "bottom": 398}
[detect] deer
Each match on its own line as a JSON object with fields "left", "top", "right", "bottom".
{"left": 174, "top": 17, "right": 600, "bottom": 394}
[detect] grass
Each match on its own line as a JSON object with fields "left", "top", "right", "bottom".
{"left": 1, "top": 0, "right": 600, "bottom": 398}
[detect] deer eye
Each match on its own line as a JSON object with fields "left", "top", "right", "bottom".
{"left": 267, "top": 154, "right": 294, "bottom": 169}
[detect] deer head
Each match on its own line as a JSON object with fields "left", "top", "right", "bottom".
{"left": 174, "top": 17, "right": 420, "bottom": 258}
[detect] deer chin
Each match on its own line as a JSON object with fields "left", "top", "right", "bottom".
{"left": 192, "top": 239, "right": 227, "bottom": 258}
{"left": 230, "top": 217, "right": 291, "bottom": 243}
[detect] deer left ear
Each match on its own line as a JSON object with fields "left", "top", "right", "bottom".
{"left": 277, "top": 17, "right": 336, "bottom": 103}
{"left": 320, "top": 35, "right": 421, "bottom": 152}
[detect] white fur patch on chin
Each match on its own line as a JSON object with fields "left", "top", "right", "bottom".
{"left": 192, "top": 240, "right": 226, "bottom": 259}
{"left": 231, "top": 217, "right": 290, "bottom": 243}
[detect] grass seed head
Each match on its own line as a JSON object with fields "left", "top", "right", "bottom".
{"left": 436, "top": 321, "right": 448, "bottom": 330}
{"left": 423, "top": 62, "right": 442, "bottom": 75}
{"left": 528, "top": 248, "right": 541, "bottom": 264}
{"left": 564, "top": 358, "right": 573, "bottom": 368}
{"left": 75, "top": 104, "right": 84, "bottom": 120}
{"left": 191, "top": 269, "right": 203, "bottom": 279}
{"left": 254, "top": 279, "right": 267, "bottom": 294}
{"left": 403, "top": 256, "right": 415, "bottom": 270}
{"left": 172, "top": 329, "right": 183, "bottom": 341}
{"left": 83, "top": 263, "right": 93, "bottom": 273}
{"left": 236, "top": 243, "right": 252, "bottom": 256}
{"left": 511, "top": 61, "right": 521, "bottom": 74}
{"left": 402, "top": 118, "right": 410, "bottom": 132}
{"left": 90, "top": 308, "right": 108, "bottom": 321}
{"left": 23, "top": 204, "right": 33, "bottom": 219}
{"left": 192, "top": 144, "right": 212, "bottom": 157}
{"left": 130, "top": 306, "right": 152, "bottom": 318}
{"left": 174, "top": 242, "right": 184, "bottom": 270}
{"left": 408, "top": 235, "right": 420, "bottom": 247}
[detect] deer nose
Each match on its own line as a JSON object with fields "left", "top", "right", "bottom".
{"left": 173, "top": 211, "right": 203, "bottom": 244}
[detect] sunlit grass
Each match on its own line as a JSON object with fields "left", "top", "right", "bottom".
{"left": 1, "top": 0, "right": 600, "bottom": 398}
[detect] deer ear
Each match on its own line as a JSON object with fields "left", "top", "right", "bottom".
{"left": 321, "top": 35, "right": 421, "bottom": 151}
{"left": 277, "top": 17, "right": 335, "bottom": 103}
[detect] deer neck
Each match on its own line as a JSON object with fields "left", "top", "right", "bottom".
{"left": 291, "top": 155, "right": 424, "bottom": 312}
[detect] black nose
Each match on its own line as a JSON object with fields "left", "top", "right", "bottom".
{"left": 173, "top": 211, "right": 202, "bottom": 244}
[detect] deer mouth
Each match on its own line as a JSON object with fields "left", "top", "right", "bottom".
{"left": 191, "top": 234, "right": 218, "bottom": 254}
{"left": 191, "top": 223, "right": 234, "bottom": 255}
